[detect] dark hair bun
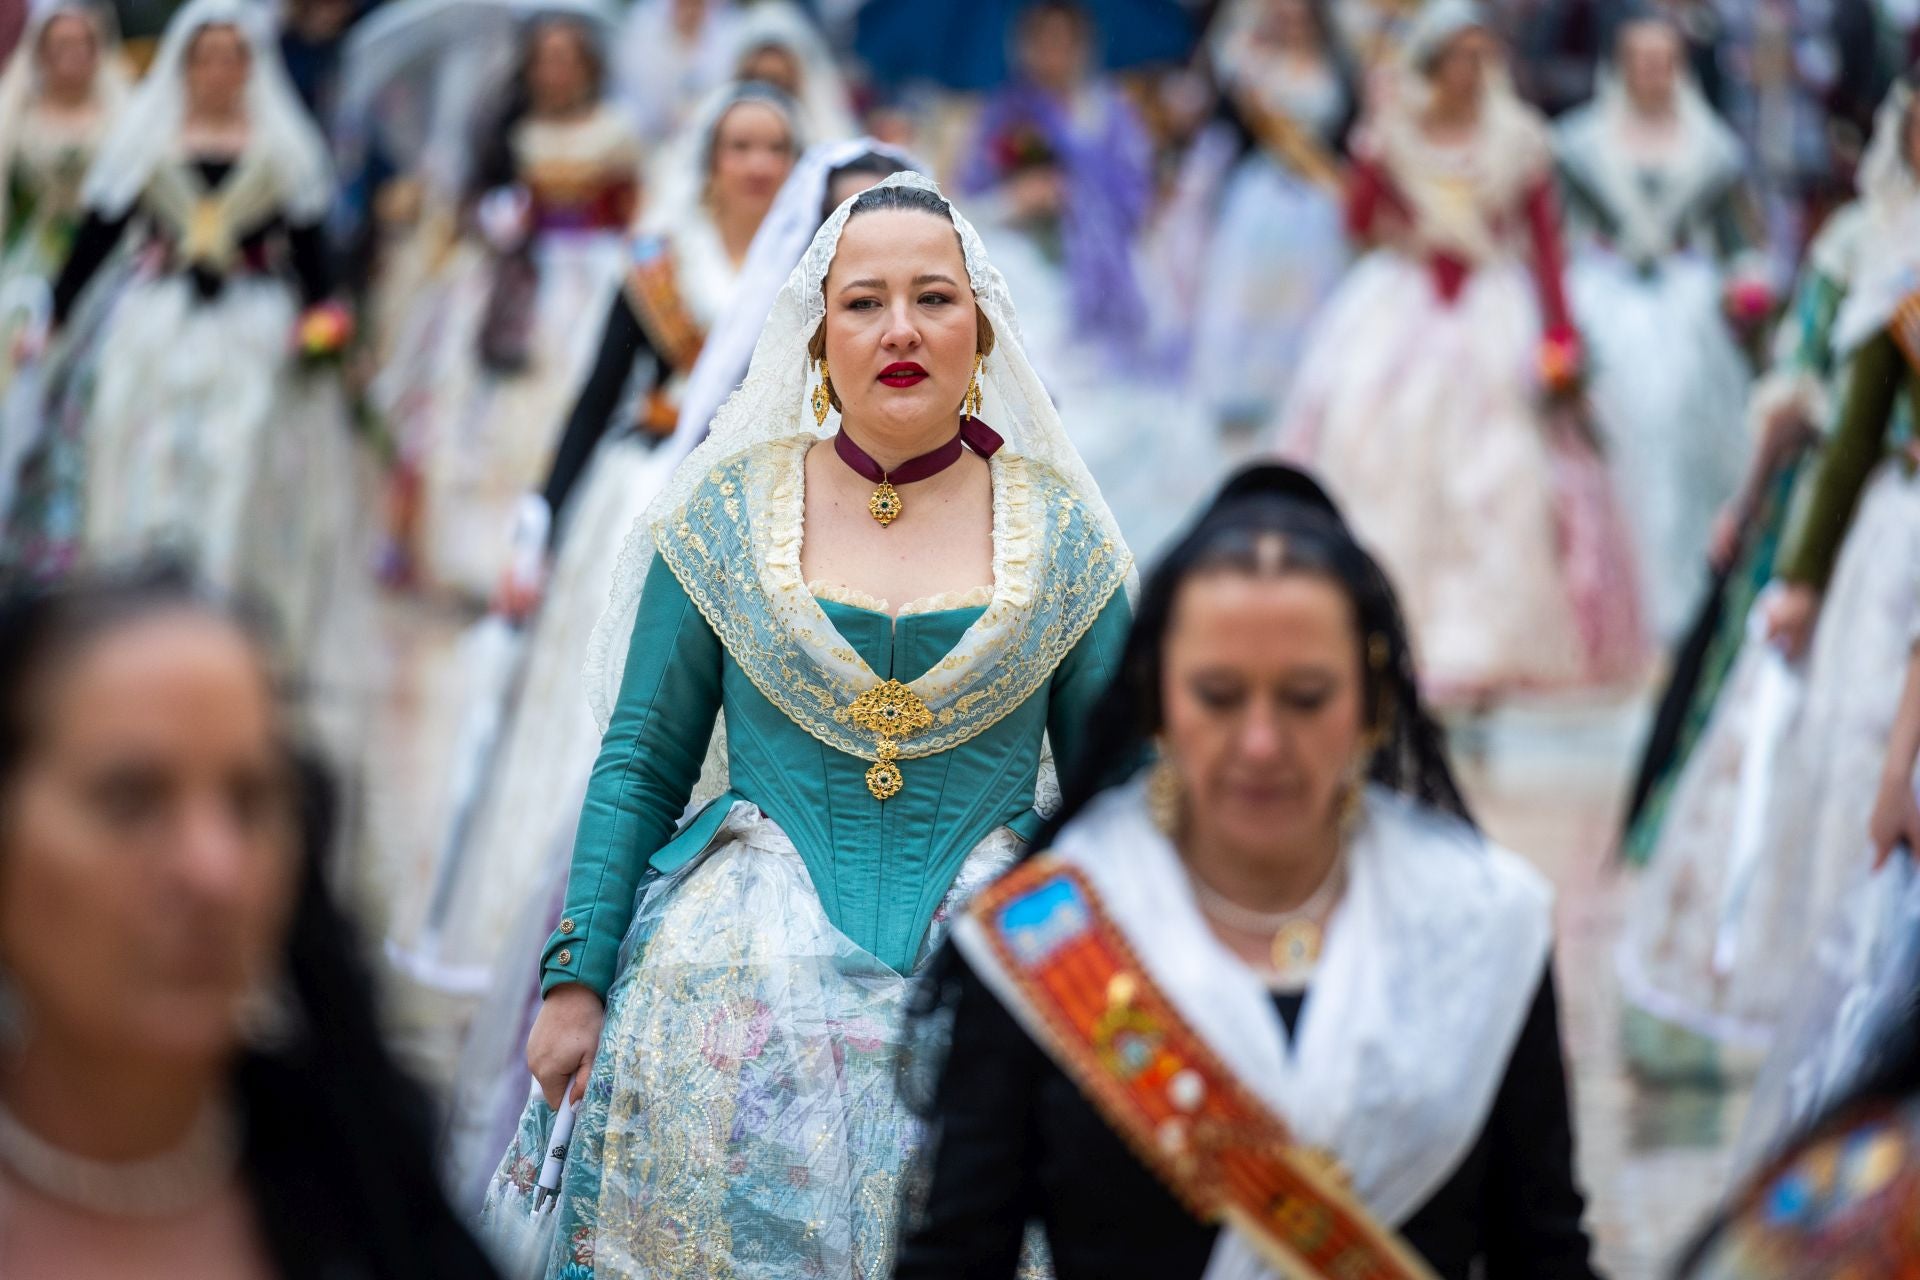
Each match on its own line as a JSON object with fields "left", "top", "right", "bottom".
{"left": 1208, "top": 462, "right": 1346, "bottom": 525}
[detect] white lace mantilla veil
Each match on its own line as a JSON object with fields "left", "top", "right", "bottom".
{"left": 657, "top": 135, "right": 923, "bottom": 477}
{"left": 81, "top": 0, "right": 332, "bottom": 223}
{"left": 0, "top": 0, "right": 129, "bottom": 240}
{"left": 583, "top": 170, "right": 1134, "bottom": 730}
{"left": 335, "top": 0, "right": 616, "bottom": 217}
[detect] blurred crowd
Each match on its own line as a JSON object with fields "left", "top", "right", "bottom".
{"left": 6, "top": 0, "right": 1920, "bottom": 1275}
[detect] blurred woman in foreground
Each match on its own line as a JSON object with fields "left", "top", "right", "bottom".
{"left": 895, "top": 465, "right": 1598, "bottom": 1279}
{"left": 0, "top": 564, "right": 494, "bottom": 1279}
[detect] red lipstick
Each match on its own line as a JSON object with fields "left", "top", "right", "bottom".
{"left": 877, "top": 361, "right": 929, "bottom": 387}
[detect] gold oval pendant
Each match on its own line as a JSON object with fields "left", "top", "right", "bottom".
{"left": 869, "top": 483, "right": 903, "bottom": 527}
{"left": 1271, "top": 919, "right": 1322, "bottom": 974}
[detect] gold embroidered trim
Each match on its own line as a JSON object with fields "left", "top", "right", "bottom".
{"left": 653, "top": 437, "right": 1130, "bottom": 777}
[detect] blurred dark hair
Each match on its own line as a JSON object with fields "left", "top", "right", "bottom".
{"left": 1040, "top": 462, "right": 1472, "bottom": 849}
{"left": 470, "top": 15, "right": 605, "bottom": 197}
{"left": 0, "top": 563, "right": 499, "bottom": 1280}
{"left": 1017, "top": 0, "right": 1094, "bottom": 44}
{"left": 0, "top": 561, "right": 278, "bottom": 787}
{"left": 819, "top": 149, "right": 913, "bottom": 223}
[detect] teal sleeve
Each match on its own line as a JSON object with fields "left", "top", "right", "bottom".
{"left": 1045, "top": 588, "right": 1132, "bottom": 786}
{"left": 1776, "top": 269, "right": 1846, "bottom": 382}
{"left": 540, "top": 554, "right": 724, "bottom": 998}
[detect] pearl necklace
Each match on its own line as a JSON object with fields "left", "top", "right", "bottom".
{"left": 1187, "top": 856, "right": 1346, "bottom": 983}
{"left": 0, "top": 1098, "right": 242, "bottom": 1219}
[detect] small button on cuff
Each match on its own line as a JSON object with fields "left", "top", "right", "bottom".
{"left": 558, "top": 918, "right": 576, "bottom": 935}
{"left": 555, "top": 949, "right": 573, "bottom": 966}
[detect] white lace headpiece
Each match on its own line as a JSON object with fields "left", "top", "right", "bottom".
{"left": 584, "top": 170, "right": 1130, "bottom": 728}
{"left": 82, "top": 0, "right": 332, "bottom": 222}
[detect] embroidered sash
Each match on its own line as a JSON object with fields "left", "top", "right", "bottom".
{"left": 624, "top": 235, "right": 706, "bottom": 435}
{"left": 964, "top": 856, "right": 1440, "bottom": 1280}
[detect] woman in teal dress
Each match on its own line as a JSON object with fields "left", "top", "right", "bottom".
{"left": 479, "top": 171, "right": 1132, "bottom": 1278}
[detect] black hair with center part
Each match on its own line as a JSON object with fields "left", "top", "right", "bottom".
{"left": 1038, "top": 462, "right": 1472, "bottom": 851}
{"left": 808, "top": 182, "right": 996, "bottom": 406}
{"left": 818, "top": 150, "right": 914, "bottom": 223}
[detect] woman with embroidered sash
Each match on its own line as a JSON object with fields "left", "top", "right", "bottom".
{"left": 894, "top": 464, "right": 1597, "bottom": 1280}
{"left": 1185, "top": 0, "right": 1354, "bottom": 438}
{"left": 0, "top": 0, "right": 127, "bottom": 533}
{"left": 1554, "top": 12, "right": 1764, "bottom": 643}
{"left": 396, "top": 5, "right": 641, "bottom": 600}
{"left": 387, "top": 83, "right": 803, "bottom": 998}
{"left": 476, "top": 172, "right": 1132, "bottom": 1277}
{"left": 1271, "top": 0, "right": 1643, "bottom": 707}
{"left": 5, "top": 0, "right": 356, "bottom": 665}
{"left": 1617, "top": 75, "right": 1920, "bottom": 1080}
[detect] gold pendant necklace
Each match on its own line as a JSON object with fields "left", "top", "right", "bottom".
{"left": 867, "top": 482, "right": 904, "bottom": 527}
{"left": 1187, "top": 858, "right": 1346, "bottom": 984}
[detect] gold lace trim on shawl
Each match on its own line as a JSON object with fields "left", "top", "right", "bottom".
{"left": 654, "top": 435, "right": 1129, "bottom": 793}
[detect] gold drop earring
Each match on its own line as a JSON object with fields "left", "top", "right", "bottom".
{"left": 812, "top": 357, "right": 833, "bottom": 429}
{"left": 963, "top": 352, "right": 984, "bottom": 419}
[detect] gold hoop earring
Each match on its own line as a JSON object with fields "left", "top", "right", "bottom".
{"left": 964, "top": 352, "right": 984, "bottom": 419}
{"left": 812, "top": 357, "right": 832, "bottom": 429}
{"left": 1147, "top": 749, "right": 1185, "bottom": 837}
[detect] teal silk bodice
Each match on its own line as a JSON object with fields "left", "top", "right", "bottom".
{"left": 542, "top": 443, "right": 1131, "bottom": 994}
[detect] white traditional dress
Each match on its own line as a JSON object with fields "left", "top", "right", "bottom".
{"left": 1273, "top": 7, "right": 1642, "bottom": 701}
{"left": 406, "top": 97, "right": 641, "bottom": 599}
{"left": 35, "top": 0, "right": 359, "bottom": 663}
{"left": 1556, "top": 71, "right": 1759, "bottom": 640}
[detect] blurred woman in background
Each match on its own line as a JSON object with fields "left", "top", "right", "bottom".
{"left": 1188, "top": 0, "right": 1353, "bottom": 437}
{"left": 0, "top": 0, "right": 127, "bottom": 531}
{"left": 396, "top": 7, "right": 640, "bottom": 600}
{"left": 7, "top": 0, "right": 357, "bottom": 672}
{"left": 0, "top": 564, "right": 496, "bottom": 1279}
{"left": 1555, "top": 13, "right": 1760, "bottom": 643}
{"left": 1274, "top": 0, "right": 1643, "bottom": 706}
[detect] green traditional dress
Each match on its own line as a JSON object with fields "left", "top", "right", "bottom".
{"left": 481, "top": 435, "right": 1131, "bottom": 1278}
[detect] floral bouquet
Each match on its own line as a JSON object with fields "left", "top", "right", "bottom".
{"left": 991, "top": 120, "right": 1058, "bottom": 176}
{"left": 293, "top": 299, "right": 355, "bottom": 370}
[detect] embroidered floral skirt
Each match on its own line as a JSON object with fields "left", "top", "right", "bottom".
{"left": 480, "top": 804, "right": 1022, "bottom": 1279}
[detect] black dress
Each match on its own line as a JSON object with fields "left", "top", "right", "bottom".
{"left": 51, "top": 159, "right": 334, "bottom": 327}
{"left": 893, "top": 951, "right": 1601, "bottom": 1280}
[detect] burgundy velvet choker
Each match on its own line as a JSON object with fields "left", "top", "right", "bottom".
{"left": 833, "top": 417, "right": 1004, "bottom": 527}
